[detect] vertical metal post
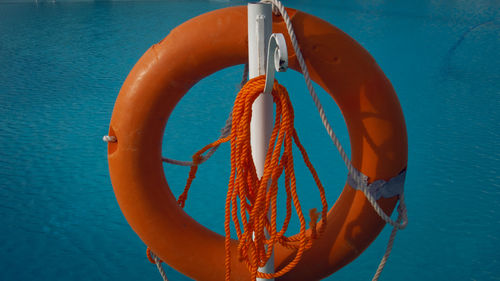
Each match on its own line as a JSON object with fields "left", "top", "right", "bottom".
{"left": 248, "top": 2, "right": 274, "bottom": 281}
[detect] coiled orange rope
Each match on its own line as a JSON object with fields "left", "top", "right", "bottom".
{"left": 177, "top": 76, "right": 328, "bottom": 280}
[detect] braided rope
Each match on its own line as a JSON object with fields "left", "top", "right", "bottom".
{"left": 177, "top": 76, "right": 328, "bottom": 280}
{"left": 161, "top": 63, "right": 248, "bottom": 167}
{"left": 147, "top": 249, "right": 170, "bottom": 281}
{"left": 102, "top": 135, "right": 116, "bottom": 143}
{"left": 146, "top": 64, "right": 250, "bottom": 281}
{"left": 371, "top": 201, "right": 404, "bottom": 281}
{"left": 152, "top": 1, "right": 408, "bottom": 279}
{"left": 261, "top": 0, "right": 408, "bottom": 279}
{"left": 262, "top": 0, "right": 356, "bottom": 176}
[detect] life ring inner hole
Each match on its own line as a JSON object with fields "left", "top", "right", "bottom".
{"left": 161, "top": 65, "right": 351, "bottom": 237}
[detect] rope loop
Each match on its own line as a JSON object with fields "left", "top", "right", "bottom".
{"left": 251, "top": 1, "right": 408, "bottom": 278}
{"left": 177, "top": 76, "right": 328, "bottom": 280}
{"left": 146, "top": 247, "right": 162, "bottom": 264}
{"left": 360, "top": 186, "right": 408, "bottom": 230}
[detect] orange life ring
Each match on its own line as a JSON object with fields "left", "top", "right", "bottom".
{"left": 107, "top": 6, "right": 407, "bottom": 281}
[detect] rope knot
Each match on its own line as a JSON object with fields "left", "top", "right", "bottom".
{"left": 192, "top": 154, "right": 204, "bottom": 166}
{"left": 224, "top": 76, "right": 327, "bottom": 279}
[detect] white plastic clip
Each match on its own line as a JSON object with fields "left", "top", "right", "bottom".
{"left": 263, "top": 33, "right": 288, "bottom": 94}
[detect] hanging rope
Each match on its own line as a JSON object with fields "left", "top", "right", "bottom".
{"left": 146, "top": 248, "right": 170, "bottom": 281}
{"left": 160, "top": 64, "right": 249, "bottom": 167}
{"left": 145, "top": 1, "right": 408, "bottom": 280}
{"left": 260, "top": 0, "right": 408, "bottom": 279}
{"left": 144, "top": 64, "right": 250, "bottom": 281}
{"left": 177, "top": 76, "right": 328, "bottom": 281}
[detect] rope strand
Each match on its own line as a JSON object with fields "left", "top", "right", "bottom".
{"left": 178, "top": 76, "right": 328, "bottom": 280}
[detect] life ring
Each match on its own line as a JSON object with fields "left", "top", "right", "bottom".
{"left": 107, "top": 6, "right": 407, "bottom": 281}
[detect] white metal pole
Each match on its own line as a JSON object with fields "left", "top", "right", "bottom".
{"left": 248, "top": 3, "right": 274, "bottom": 281}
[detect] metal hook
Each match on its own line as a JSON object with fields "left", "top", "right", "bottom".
{"left": 263, "top": 33, "right": 288, "bottom": 94}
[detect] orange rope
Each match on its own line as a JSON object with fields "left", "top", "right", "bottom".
{"left": 177, "top": 76, "right": 328, "bottom": 280}
{"left": 146, "top": 247, "right": 162, "bottom": 264}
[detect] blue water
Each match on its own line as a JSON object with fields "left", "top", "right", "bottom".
{"left": 1, "top": 1, "right": 499, "bottom": 280}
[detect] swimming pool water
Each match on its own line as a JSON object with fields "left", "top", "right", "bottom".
{"left": 0, "top": 1, "right": 499, "bottom": 280}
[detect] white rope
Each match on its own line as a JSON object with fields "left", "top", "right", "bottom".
{"left": 260, "top": 0, "right": 408, "bottom": 279}
{"left": 150, "top": 251, "right": 170, "bottom": 281}
{"left": 359, "top": 181, "right": 408, "bottom": 230}
{"left": 371, "top": 200, "right": 404, "bottom": 281}
{"left": 261, "top": 0, "right": 355, "bottom": 174}
{"left": 103, "top": 64, "right": 247, "bottom": 163}
{"left": 146, "top": 1, "right": 408, "bottom": 279}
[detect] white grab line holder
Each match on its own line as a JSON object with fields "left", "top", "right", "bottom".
{"left": 248, "top": 3, "right": 288, "bottom": 281}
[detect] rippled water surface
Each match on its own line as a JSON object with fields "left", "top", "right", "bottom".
{"left": 0, "top": 1, "right": 499, "bottom": 280}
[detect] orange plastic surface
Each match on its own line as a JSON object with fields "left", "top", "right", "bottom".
{"left": 107, "top": 6, "right": 407, "bottom": 281}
